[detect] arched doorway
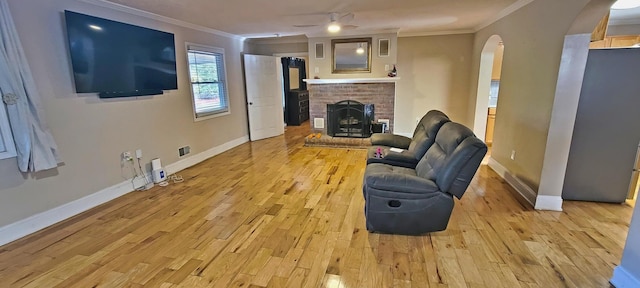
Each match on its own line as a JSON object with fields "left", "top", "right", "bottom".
{"left": 472, "top": 35, "right": 503, "bottom": 144}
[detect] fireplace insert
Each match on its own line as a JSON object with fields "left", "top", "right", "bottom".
{"left": 327, "top": 100, "right": 374, "bottom": 138}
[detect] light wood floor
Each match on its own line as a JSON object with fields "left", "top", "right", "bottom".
{"left": 0, "top": 124, "right": 633, "bottom": 288}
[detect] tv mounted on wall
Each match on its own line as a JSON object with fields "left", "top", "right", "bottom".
{"left": 64, "top": 11, "right": 178, "bottom": 98}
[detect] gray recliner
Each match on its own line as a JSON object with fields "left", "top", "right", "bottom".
{"left": 362, "top": 122, "right": 487, "bottom": 235}
{"left": 367, "top": 110, "right": 450, "bottom": 168}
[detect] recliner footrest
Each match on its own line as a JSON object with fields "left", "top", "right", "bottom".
{"left": 364, "top": 190, "right": 454, "bottom": 235}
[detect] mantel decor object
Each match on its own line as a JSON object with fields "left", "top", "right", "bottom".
{"left": 388, "top": 65, "right": 397, "bottom": 77}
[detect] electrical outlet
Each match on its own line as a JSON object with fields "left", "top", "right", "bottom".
{"left": 314, "top": 67, "right": 319, "bottom": 73}
{"left": 385, "top": 64, "right": 390, "bottom": 71}
{"left": 510, "top": 150, "right": 516, "bottom": 160}
{"left": 135, "top": 149, "right": 143, "bottom": 159}
{"left": 122, "top": 151, "right": 132, "bottom": 162}
{"left": 179, "top": 146, "right": 191, "bottom": 157}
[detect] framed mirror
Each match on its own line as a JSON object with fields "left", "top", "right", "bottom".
{"left": 331, "top": 38, "right": 372, "bottom": 73}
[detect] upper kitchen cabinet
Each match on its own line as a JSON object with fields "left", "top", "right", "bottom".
{"left": 590, "top": 35, "right": 640, "bottom": 49}
{"left": 491, "top": 43, "right": 504, "bottom": 80}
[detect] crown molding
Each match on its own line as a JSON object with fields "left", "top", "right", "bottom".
{"left": 247, "top": 36, "right": 309, "bottom": 45}
{"left": 399, "top": 29, "right": 475, "bottom": 37}
{"left": 80, "top": 0, "right": 537, "bottom": 42}
{"left": 474, "top": 0, "right": 536, "bottom": 31}
{"left": 79, "top": 0, "right": 244, "bottom": 40}
{"left": 305, "top": 28, "right": 399, "bottom": 38}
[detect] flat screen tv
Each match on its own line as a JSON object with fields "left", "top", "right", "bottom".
{"left": 64, "top": 11, "right": 178, "bottom": 98}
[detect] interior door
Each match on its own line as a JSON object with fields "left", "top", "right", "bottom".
{"left": 243, "top": 54, "right": 284, "bottom": 141}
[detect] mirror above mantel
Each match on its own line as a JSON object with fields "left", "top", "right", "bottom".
{"left": 332, "top": 38, "right": 372, "bottom": 74}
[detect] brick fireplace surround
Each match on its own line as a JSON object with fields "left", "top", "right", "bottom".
{"left": 306, "top": 79, "right": 397, "bottom": 134}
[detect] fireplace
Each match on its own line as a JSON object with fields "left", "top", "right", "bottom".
{"left": 327, "top": 100, "right": 374, "bottom": 138}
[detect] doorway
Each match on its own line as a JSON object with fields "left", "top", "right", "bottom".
{"left": 243, "top": 54, "right": 285, "bottom": 141}
{"left": 280, "top": 57, "right": 309, "bottom": 126}
{"left": 473, "top": 35, "right": 504, "bottom": 147}
{"left": 485, "top": 42, "right": 503, "bottom": 146}
{"left": 274, "top": 53, "right": 310, "bottom": 126}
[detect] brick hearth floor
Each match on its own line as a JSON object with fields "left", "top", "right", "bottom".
{"left": 303, "top": 133, "right": 372, "bottom": 149}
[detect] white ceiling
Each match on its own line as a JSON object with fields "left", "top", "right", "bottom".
{"left": 104, "top": 0, "right": 530, "bottom": 38}
{"left": 100, "top": 0, "right": 640, "bottom": 38}
{"left": 609, "top": 6, "right": 640, "bottom": 25}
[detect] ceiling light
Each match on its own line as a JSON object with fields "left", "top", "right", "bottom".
{"left": 327, "top": 13, "right": 341, "bottom": 33}
{"left": 356, "top": 44, "right": 364, "bottom": 54}
{"left": 328, "top": 22, "right": 341, "bottom": 33}
{"left": 611, "top": 0, "right": 640, "bottom": 9}
{"left": 88, "top": 24, "right": 103, "bottom": 31}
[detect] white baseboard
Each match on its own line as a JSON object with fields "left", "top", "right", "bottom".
{"left": 487, "top": 157, "right": 563, "bottom": 211}
{"left": 506, "top": 174, "right": 539, "bottom": 208}
{"left": 487, "top": 157, "right": 508, "bottom": 177}
{"left": 165, "top": 136, "right": 248, "bottom": 175}
{"left": 534, "top": 195, "right": 563, "bottom": 211}
{"left": 0, "top": 135, "right": 249, "bottom": 247}
{"left": 487, "top": 157, "right": 537, "bottom": 207}
{"left": 611, "top": 266, "right": 640, "bottom": 288}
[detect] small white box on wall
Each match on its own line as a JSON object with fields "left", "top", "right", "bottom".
{"left": 314, "top": 118, "right": 325, "bottom": 129}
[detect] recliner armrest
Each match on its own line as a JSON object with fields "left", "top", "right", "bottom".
{"left": 383, "top": 150, "right": 415, "bottom": 160}
{"left": 365, "top": 173, "right": 440, "bottom": 194}
{"left": 370, "top": 133, "right": 412, "bottom": 149}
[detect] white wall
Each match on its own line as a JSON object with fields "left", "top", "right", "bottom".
{"left": 468, "top": 0, "right": 596, "bottom": 190}
{"left": 0, "top": 0, "right": 248, "bottom": 228}
{"left": 536, "top": 34, "right": 591, "bottom": 210}
{"left": 395, "top": 34, "right": 474, "bottom": 135}
{"left": 246, "top": 40, "right": 308, "bottom": 56}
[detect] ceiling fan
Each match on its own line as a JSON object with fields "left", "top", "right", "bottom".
{"left": 292, "top": 12, "right": 358, "bottom": 32}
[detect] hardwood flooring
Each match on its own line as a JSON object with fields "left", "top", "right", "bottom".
{"left": 0, "top": 124, "right": 633, "bottom": 287}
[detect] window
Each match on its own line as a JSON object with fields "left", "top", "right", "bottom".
{"left": 0, "top": 102, "right": 16, "bottom": 159}
{"left": 187, "top": 44, "right": 230, "bottom": 120}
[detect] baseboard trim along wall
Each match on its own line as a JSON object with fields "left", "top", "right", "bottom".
{"left": 611, "top": 266, "right": 640, "bottom": 288}
{"left": 487, "top": 157, "right": 537, "bottom": 207}
{"left": 165, "top": 136, "right": 249, "bottom": 175}
{"left": 0, "top": 135, "right": 249, "bottom": 246}
{"left": 534, "top": 195, "right": 563, "bottom": 211}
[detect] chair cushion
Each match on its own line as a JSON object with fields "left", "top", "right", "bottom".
{"left": 407, "top": 111, "right": 450, "bottom": 160}
{"left": 365, "top": 163, "right": 439, "bottom": 194}
{"left": 414, "top": 122, "right": 487, "bottom": 199}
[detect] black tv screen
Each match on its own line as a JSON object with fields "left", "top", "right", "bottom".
{"left": 64, "top": 11, "right": 178, "bottom": 97}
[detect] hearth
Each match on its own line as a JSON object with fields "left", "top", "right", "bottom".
{"left": 327, "top": 100, "right": 374, "bottom": 138}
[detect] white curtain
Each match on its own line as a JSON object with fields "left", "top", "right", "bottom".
{"left": 0, "top": 0, "right": 60, "bottom": 172}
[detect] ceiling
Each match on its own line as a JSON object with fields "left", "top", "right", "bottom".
{"left": 609, "top": 6, "right": 640, "bottom": 25}
{"left": 100, "top": 0, "right": 640, "bottom": 38}
{"left": 104, "top": 0, "right": 529, "bottom": 38}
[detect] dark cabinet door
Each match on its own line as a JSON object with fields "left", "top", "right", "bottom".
{"left": 287, "top": 90, "right": 309, "bottom": 126}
